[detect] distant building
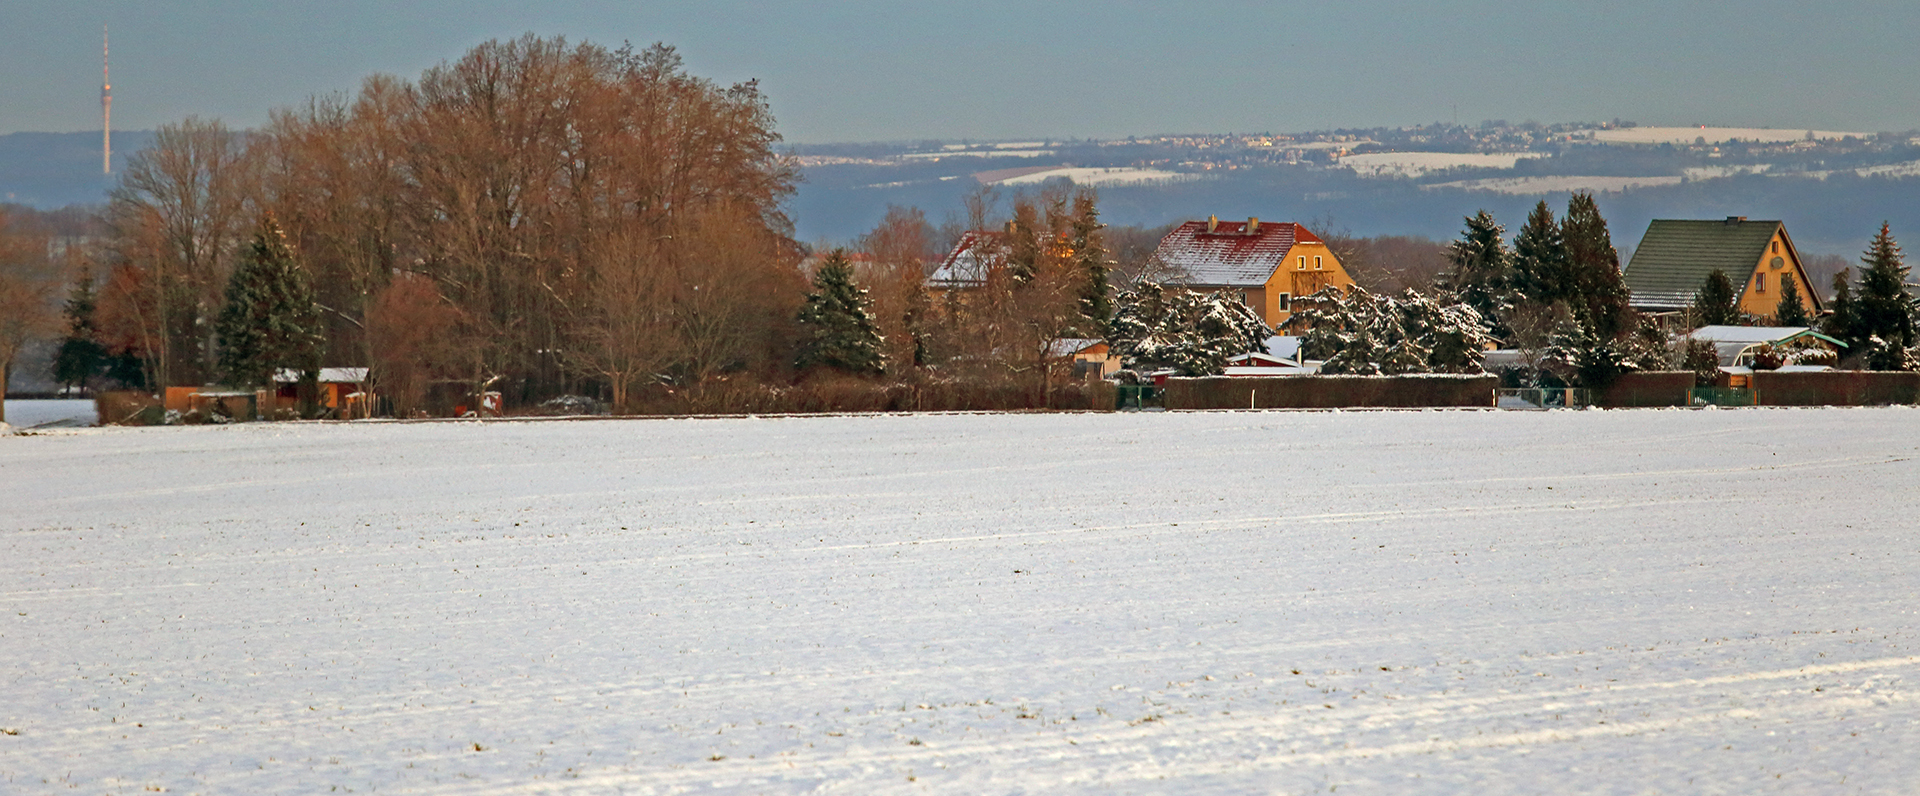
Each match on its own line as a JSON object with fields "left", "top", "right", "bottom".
{"left": 1150, "top": 216, "right": 1353, "bottom": 328}
{"left": 927, "top": 230, "right": 1003, "bottom": 289}
{"left": 1623, "top": 217, "right": 1824, "bottom": 320}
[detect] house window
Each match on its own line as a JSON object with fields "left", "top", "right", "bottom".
{"left": 1772, "top": 240, "right": 1779, "bottom": 254}
{"left": 1756, "top": 273, "right": 1766, "bottom": 292}
{"left": 1277, "top": 292, "right": 1291, "bottom": 311}
{"left": 1298, "top": 256, "right": 1306, "bottom": 270}
{"left": 1314, "top": 256, "right": 1324, "bottom": 270}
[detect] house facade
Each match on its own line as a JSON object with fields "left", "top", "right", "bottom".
{"left": 1622, "top": 217, "right": 1824, "bottom": 320}
{"left": 1151, "top": 216, "right": 1353, "bottom": 328}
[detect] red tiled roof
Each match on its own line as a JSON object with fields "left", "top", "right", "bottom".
{"left": 928, "top": 230, "right": 1006, "bottom": 287}
{"left": 1156, "top": 219, "right": 1319, "bottom": 287}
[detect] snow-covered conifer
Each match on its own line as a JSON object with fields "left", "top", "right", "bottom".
{"left": 215, "top": 215, "right": 323, "bottom": 390}
{"left": 796, "top": 250, "right": 887, "bottom": 375}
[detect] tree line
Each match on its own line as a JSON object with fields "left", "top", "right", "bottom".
{"left": 11, "top": 35, "right": 1918, "bottom": 419}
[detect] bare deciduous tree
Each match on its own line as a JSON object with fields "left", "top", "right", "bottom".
{"left": 107, "top": 117, "right": 259, "bottom": 387}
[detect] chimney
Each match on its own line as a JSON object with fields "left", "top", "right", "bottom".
{"left": 1207, "top": 215, "right": 1218, "bottom": 233}
{"left": 1247, "top": 217, "right": 1260, "bottom": 234}
{"left": 1725, "top": 216, "right": 1746, "bottom": 225}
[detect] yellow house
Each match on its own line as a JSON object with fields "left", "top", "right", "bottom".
{"left": 1150, "top": 216, "right": 1354, "bottom": 328}
{"left": 1622, "top": 217, "right": 1824, "bottom": 320}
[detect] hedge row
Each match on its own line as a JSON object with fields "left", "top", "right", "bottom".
{"left": 1750, "top": 371, "right": 1920, "bottom": 406}
{"left": 1164, "top": 375, "right": 1499, "bottom": 409}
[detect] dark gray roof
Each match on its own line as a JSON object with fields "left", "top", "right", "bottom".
{"left": 1623, "top": 218, "right": 1780, "bottom": 310}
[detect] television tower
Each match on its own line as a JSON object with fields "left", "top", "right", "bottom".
{"left": 102, "top": 25, "right": 112, "bottom": 175}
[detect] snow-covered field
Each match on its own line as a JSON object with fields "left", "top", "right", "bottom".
{"left": 1338, "top": 152, "right": 1543, "bottom": 178}
{"left": 993, "top": 166, "right": 1198, "bottom": 187}
{"left": 1425, "top": 175, "right": 1687, "bottom": 195}
{"left": 3, "top": 409, "right": 1917, "bottom": 794}
{"left": 2, "top": 399, "right": 97, "bottom": 431}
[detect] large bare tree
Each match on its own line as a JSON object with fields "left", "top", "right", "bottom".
{"left": 106, "top": 118, "right": 259, "bottom": 387}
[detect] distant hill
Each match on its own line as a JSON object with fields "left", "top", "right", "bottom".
{"left": 0, "top": 130, "right": 155, "bottom": 208}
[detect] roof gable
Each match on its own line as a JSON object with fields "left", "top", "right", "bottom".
{"left": 928, "top": 230, "right": 1004, "bottom": 287}
{"left": 1623, "top": 218, "right": 1784, "bottom": 310}
{"left": 1156, "top": 219, "right": 1317, "bottom": 287}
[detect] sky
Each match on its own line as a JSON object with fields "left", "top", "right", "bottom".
{"left": 4, "top": 1, "right": 1919, "bottom": 144}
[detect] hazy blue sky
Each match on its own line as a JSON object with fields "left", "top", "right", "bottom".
{"left": 5, "top": 1, "right": 1919, "bottom": 143}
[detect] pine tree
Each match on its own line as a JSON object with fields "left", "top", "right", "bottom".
{"left": 52, "top": 269, "right": 107, "bottom": 394}
{"left": 1692, "top": 269, "right": 1740, "bottom": 327}
{"left": 1068, "top": 191, "right": 1111, "bottom": 332}
{"left": 1560, "top": 193, "right": 1634, "bottom": 339}
{"left": 795, "top": 250, "right": 886, "bottom": 375}
{"left": 1511, "top": 201, "right": 1571, "bottom": 307}
{"left": 1441, "top": 210, "right": 1512, "bottom": 340}
{"left": 1853, "top": 222, "right": 1914, "bottom": 351}
{"left": 215, "top": 215, "right": 324, "bottom": 390}
{"left": 1681, "top": 338, "right": 1721, "bottom": 387}
{"left": 1822, "top": 271, "right": 1858, "bottom": 348}
{"left": 1773, "top": 276, "right": 1810, "bottom": 327}
{"left": 1109, "top": 282, "right": 1269, "bottom": 377}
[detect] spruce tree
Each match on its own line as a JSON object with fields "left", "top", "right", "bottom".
{"left": 52, "top": 270, "right": 107, "bottom": 394}
{"left": 1822, "top": 271, "right": 1858, "bottom": 348}
{"left": 1511, "top": 201, "right": 1571, "bottom": 307}
{"left": 795, "top": 250, "right": 886, "bottom": 375}
{"left": 1773, "top": 276, "right": 1811, "bottom": 327}
{"left": 1560, "top": 193, "right": 1634, "bottom": 339}
{"left": 215, "top": 215, "right": 323, "bottom": 390}
{"left": 1441, "top": 210, "right": 1512, "bottom": 339}
{"left": 1068, "top": 191, "right": 1111, "bottom": 332}
{"left": 1853, "top": 222, "right": 1914, "bottom": 351}
{"left": 1692, "top": 269, "right": 1740, "bottom": 327}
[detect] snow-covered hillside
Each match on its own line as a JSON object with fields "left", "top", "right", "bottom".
{"left": 3, "top": 410, "right": 1916, "bottom": 794}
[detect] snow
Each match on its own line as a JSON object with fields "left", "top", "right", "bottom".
{"left": 1591, "top": 127, "right": 1869, "bottom": 145}
{"left": 900, "top": 150, "right": 1055, "bottom": 160}
{"left": 3, "top": 410, "right": 1918, "bottom": 794}
{"left": 992, "top": 166, "right": 1198, "bottom": 187}
{"left": 1424, "top": 175, "right": 1687, "bottom": 195}
{"left": 2, "top": 399, "right": 97, "bottom": 430}
{"left": 1337, "top": 152, "right": 1542, "bottom": 178}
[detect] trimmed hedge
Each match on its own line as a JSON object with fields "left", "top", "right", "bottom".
{"left": 1750, "top": 371, "right": 1920, "bottom": 406}
{"left": 1599, "top": 372, "right": 1693, "bottom": 408}
{"left": 1164, "top": 375, "right": 1498, "bottom": 409}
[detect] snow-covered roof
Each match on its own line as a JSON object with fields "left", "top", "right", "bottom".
{"left": 1223, "top": 363, "right": 1319, "bottom": 377}
{"left": 1685, "top": 326, "right": 1845, "bottom": 367}
{"left": 1261, "top": 335, "right": 1302, "bottom": 360}
{"left": 1155, "top": 218, "right": 1317, "bottom": 288}
{"left": 1046, "top": 338, "right": 1108, "bottom": 357}
{"left": 1687, "top": 325, "right": 1819, "bottom": 344}
{"left": 928, "top": 231, "right": 1004, "bottom": 288}
{"left": 1227, "top": 351, "right": 1293, "bottom": 366}
{"left": 274, "top": 367, "right": 370, "bottom": 384}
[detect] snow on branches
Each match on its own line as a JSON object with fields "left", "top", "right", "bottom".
{"left": 1291, "top": 286, "right": 1492, "bottom": 375}
{"left": 1109, "top": 282, "right": 1271, "bottom": 376}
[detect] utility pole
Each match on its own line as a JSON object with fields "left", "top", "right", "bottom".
{"left": 103, "top": 25, "right": 112, "bottom": 175}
